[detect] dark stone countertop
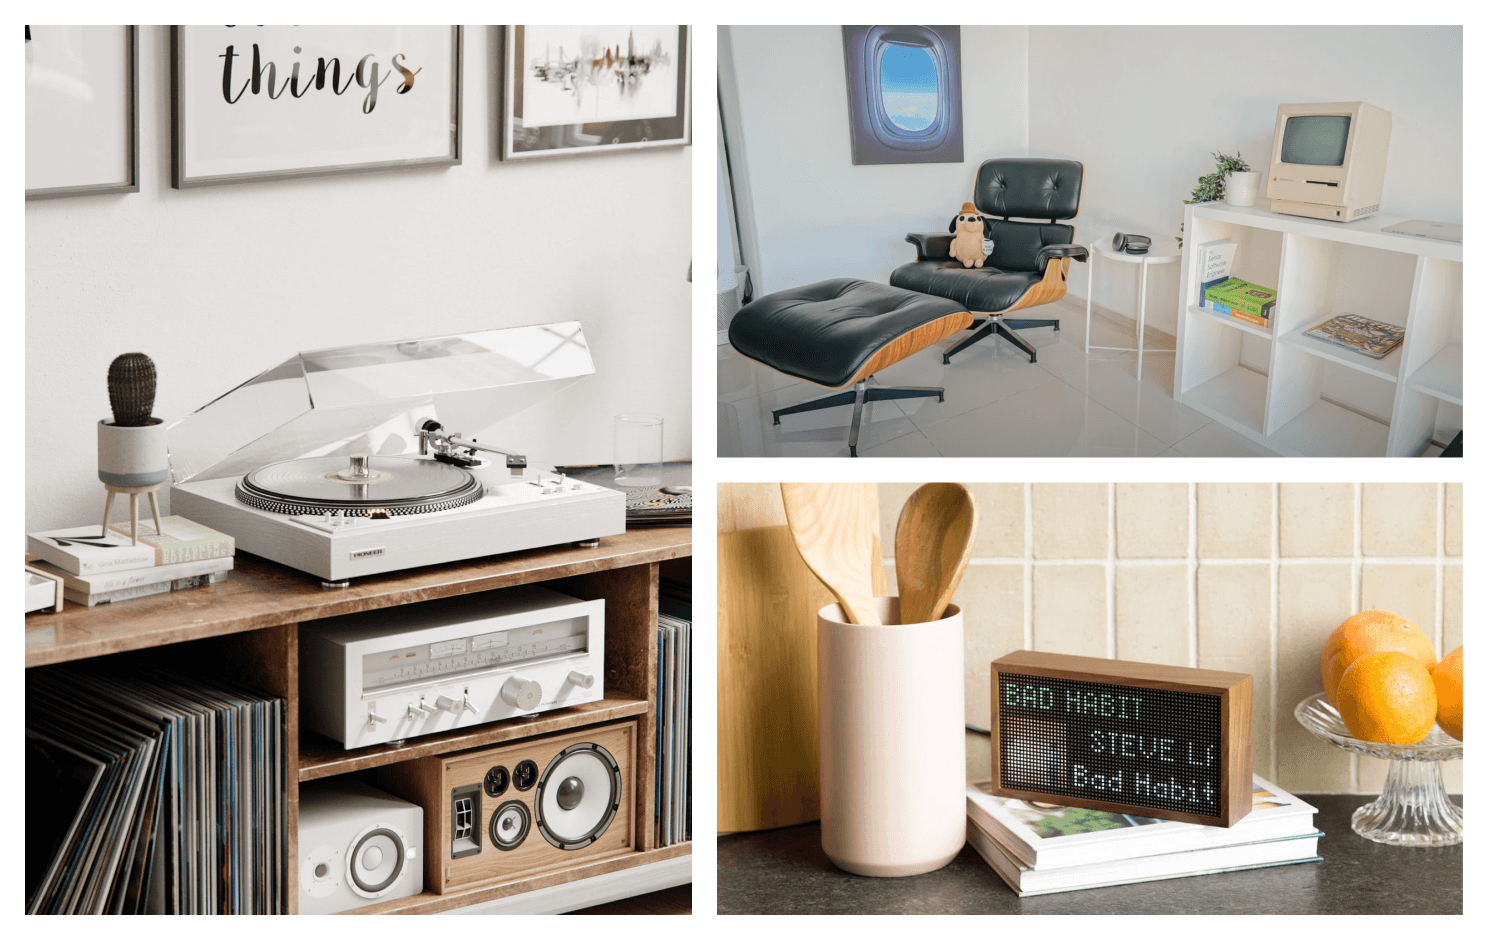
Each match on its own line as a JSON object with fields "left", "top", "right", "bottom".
{"left": 718, "top": 795, "right": 1462, "bottom": 914}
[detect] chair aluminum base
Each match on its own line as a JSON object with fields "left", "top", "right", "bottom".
{"left": 943, "top": 314, "right": 1058, "bottom": 364}
{"left": 772, "top": 378, "right": 944, "bottom": 457}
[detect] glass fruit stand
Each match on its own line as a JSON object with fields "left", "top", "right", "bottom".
{"left": 1295, "top": 693, "right": 1463, "bottom": 847}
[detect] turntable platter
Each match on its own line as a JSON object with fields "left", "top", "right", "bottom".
{"left": 236, "top": 456, "right": 484, "bottom": 516}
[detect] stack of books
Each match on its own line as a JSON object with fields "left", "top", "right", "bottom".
{"left": 965, "top": 776, "right": 1320, "bottom": 896}
{"left": 27, "top": 663, "right": 286, "bottom": 913}
{"left": 1204, "top": 277, "right": 1277, "bottom": 328}
{"left": 656, "top": 582, "right": 692, "bottom": 846}
{"left": 27, "top": 516, "right": 235, "bottom": 607}
{"left": 1196, "top": 239, "right": 1236, "bottom": 306}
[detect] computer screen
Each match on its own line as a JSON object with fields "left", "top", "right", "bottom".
{"left": 1279, "top": 115, "right": 1351, "bottom": 166}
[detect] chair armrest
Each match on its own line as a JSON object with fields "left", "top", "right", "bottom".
{"left": 905, "top": 232, "right": 952, "bottom": 260}
{"left": 1035, "top": 243, "right": 1089, "bottom": 274}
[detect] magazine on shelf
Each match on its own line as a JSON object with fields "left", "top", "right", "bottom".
{"left": 967, "top": 818, "right": 1321, "bottom": 896}
{"left": 1303, "top": 313, "right": 1405, "bottom": 360}
{"left": 966, "top": 775, "right": 1317, "bottom": 870}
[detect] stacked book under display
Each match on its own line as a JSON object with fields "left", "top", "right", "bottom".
{"left": 26, "top": 516, "right": 234, "bottom": 607}
{"left": 965, "top": 776, "right": 1320, "bottom": 896}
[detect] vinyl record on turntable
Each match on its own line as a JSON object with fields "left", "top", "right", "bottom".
{"left": 236, "top": 454, "right": 484, "bottom": 516}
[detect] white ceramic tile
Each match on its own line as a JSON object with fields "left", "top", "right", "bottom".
{"left": 1054, "top": 356, "right": 1211, "bottom": 446}
{"left": 716, "top": 342, "right": 803, "bottom": 404}
{"left": 1167, "top": 421, "right": 1280, "bottom": 458}
{"left": 858, "top": 429, "right": 943, "bottom": 458}
{"left": 920, "top": 381, "right": 1168, "bottom": 457}
{"left": 880, "top": 348, "right": 1063, "bottom": 431}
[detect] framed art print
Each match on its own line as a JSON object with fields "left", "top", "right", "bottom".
{"left": 26, "top": 25, "right": 139, "bottom": 199}
{"left": 503, "top": 26, "right": 690, "bottom": 160}
{"left": 172, "top": 26, "right": 462, "bottom": 188}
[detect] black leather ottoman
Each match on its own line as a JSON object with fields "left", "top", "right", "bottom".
{"left": 728, "top": 278, "right": 971, "bottom": 456}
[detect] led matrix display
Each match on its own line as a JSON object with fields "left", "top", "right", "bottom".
{"left": 990, "top": 651, "right": 1252, "bottom": 826}
{"left": 999, "top": 673, "right": 1222, "bottom": 816}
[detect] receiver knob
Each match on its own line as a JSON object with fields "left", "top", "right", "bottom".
{"left": 435, "top": 695, "right": 459, "bottom": 713}
{"left": 566, "top": 670, "right": 595, "bottom": 690}
{"left": 501, "top": 676, "right": 542, "bottom": 710}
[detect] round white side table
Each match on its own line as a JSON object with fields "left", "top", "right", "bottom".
{"left": 1084, "top": 238, "right": 1182, "bottom": 380}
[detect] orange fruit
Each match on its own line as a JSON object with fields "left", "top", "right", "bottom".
{"left": 1320, "top": 610, "right": 1436, "bottom": 705}
{"left": 1335, "top": 651, "right": 1437, "bottom": 744}
{"left": 1431, "top": 646, "right": 1463, "bottom": 740}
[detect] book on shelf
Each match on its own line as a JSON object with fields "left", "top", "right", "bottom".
{"left": 1204, "top": 277, "right": 1277, "bottom": 322}
{"left": 63, "top": 568, "right": 233, "bottom": 608}
{"left": 1303, "top": 313, "right": 1405, "bottom": 360}
{"left": 30, "top": 555, "right": 234, "bottom": 596}
{"left": 28, "top": 516, "right": 235, "bottom": 575}
{"left": 1196, "top": 240, "right": 1237, "bottom": 307}
{"left": 965, "top": 775, "right": 1320, "bottom": 896}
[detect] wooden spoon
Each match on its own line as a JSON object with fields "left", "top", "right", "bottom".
{"left": 779, "top": 482, "right": 882, "bottom": 625}
{"left": 894, "top": 483, "right": 978, "bottom": 624}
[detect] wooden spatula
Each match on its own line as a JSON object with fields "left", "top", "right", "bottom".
{"left": 894, "top": 483, "right": 978, "bottom": 624}
{"left": 779, "top": 482, "right": 882, "bottom": 625}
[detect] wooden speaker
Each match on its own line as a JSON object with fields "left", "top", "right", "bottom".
{"left": 379, "top": 721, "right": 636, "bottom": 894}
{"left": 990, "top": 651, "right": 1253, "bottom": 827}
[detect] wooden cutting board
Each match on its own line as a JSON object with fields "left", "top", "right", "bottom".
{"left": 718, "top": 524, "right": 887, "bottom": 832}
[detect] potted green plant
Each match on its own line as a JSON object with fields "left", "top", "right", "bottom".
{"left": 1180, "top": 152, "right": 1255, "bottom": 246}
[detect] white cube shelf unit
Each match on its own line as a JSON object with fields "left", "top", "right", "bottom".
{"left": 1176, "top": 203, "right": 1462, "bottom": 457}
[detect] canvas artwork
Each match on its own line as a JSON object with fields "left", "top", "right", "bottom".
{"left": 520, "top": 26, "right": 679, "bottom": 128}
{"left": 842, "top": 25, "right": 963, "bottom": 165}
{"left": 26, "top": 25, "right": 138, "bottom": 198}
{"left": 503, "top": 25, "right": 691, "bottom": 160}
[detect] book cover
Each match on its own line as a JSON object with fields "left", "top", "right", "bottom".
{"left": 1303, "top": 313, "right": 1405, "bottom": 360}
{"left": 28, "top": 525, "right": 159, "bottom": 575}
{"left": 104, "top": 516, "right": 235, "bottom": 566}
{"left": 1205, "top": 278, "right": 1276, "bottom": 319}
{"left": 1196, "top": 240, "right": 1237, "bottom": 307}
{"left": 966, "top": 775, "right": 1317, "bottom": 870}
{"left": 967, "top": 820, "right": 1321, "bottom": 897}
{"left": 31, "top": 556, "right": 234, "bottom": 595}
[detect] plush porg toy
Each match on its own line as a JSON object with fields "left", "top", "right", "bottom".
{"left": 948, "top": 202, "right": 990, "bottom": 268}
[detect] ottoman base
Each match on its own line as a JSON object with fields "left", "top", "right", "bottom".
{"left": 773, "top": 378, "right": 944, "bottom": 457}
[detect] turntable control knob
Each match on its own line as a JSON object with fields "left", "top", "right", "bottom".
{"left": 501, "top": 676, "right": 542, "bottom": 710}
{"left": 566, "top": 670, "right": 595, "bottom": 690}
{"left": 435, "top": 695, "right": 459, "bottom": 713}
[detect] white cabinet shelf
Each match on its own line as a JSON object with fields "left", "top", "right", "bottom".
{"left": 1176, "top": 203, "right": 1462, "bottom": 456}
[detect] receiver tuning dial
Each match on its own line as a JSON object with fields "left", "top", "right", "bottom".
{"left": 566, "top": 670, "right": 596, "bottom": 690}
{"left": 435, "top": 695, "right": 459, "bottom": 714}
{"left": 501, "top": 676, "right": 542, "bottom": 710}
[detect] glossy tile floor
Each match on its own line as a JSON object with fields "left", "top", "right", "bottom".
{"left": 719, "top": 300, "right": 1285, "bottom": 458}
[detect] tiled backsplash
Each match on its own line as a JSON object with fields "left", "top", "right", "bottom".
{"left": 876, "top": 483, "right": 1464, "bottom": 795}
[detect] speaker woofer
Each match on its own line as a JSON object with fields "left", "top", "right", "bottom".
{"left": 346, "top": 823, "right": 407, "bottom": 898}
{"left": 535, "top": 742, "right": 621, "bottom": 850}
{"left": 490, "top": 800, "right": 531, "bottom": 851}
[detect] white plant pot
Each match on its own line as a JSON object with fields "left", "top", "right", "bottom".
{"left": 1225, "top": 171, "right": 1262, "bottom": 207}
{"left": 817, "top": 597, "right": 966, "bottom": 877}
{"left": 97, "top": 418, "right": 169, "bottom": 487}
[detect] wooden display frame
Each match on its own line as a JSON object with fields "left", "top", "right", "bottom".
{"left": 24, "top": 529, "right": 691, "bottom": 914}
{"left": 989, "top": 650, "right": 1252, "bottom": 827}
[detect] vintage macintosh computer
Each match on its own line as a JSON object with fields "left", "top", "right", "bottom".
{"left": 1266, "top": 101, "right": 1391, "bottom": 222}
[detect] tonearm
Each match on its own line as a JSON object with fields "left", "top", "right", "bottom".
{"left": 418, "top": 420, "right": 527, "bottom": 474}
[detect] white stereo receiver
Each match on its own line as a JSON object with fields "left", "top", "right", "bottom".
{"left": 300, "top": 585, "right": 605, "bottom": 749}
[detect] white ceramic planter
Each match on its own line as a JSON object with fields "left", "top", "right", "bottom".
{"left": 97, "top": 418, "right": 169, "bottom": 487}
{"left": 817, "top": 597, "right": 966, "bottom": 877}
{"left": 1224, "top": 170, "right": 1262, "bottom": 207}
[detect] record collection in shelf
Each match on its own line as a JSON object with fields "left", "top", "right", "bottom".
{"left": 26, "top": 664, "right": 286, "bottom": 914}
{"left": 657, "top": 580, "right": 692, "bottom": 846}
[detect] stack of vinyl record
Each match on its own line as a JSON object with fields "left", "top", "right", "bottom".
{"left": 655, "top": 582, "right": 692, "bottom": 846}
{"left": 26, "top": 664, "right": 286, "bottom": 914}
{"left": 625, "top": 485, "right": 692, "bottom": 528}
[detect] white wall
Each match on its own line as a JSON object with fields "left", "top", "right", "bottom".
{"left": 1030, "top": 25, "right": 1463, "bottom": 334}
{"left": 724, "top": 26, "right": 1028, "bottom": 295}
{"left": 26, "top": 26, "right": 691, "bottom": 536}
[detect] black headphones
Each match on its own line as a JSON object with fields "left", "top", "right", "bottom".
{"left": 1112, "top": 233, "right": 1152, "bottom": 255}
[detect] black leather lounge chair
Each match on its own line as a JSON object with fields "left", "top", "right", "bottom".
{"left": 891, "top": 157, "right": 1088, "bottom": 364}
{"left": 727, "top": 279, "right": 972, "bottom": 456}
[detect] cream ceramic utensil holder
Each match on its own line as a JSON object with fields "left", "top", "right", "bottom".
{"left": 817, "top": 597, "right": 966, "bottom": 877}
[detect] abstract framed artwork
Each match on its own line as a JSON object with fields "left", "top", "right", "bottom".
{"left": 842, "top": 25, "right": 963, "bottom": 165}
{"left": 26, "top": 25, "right": 140, "bottom": 200}
{"left": 171, "top": 26, "right": 462, "bottom": 188}
{"left": 503, "top": 26, "right": 691, "bottom": 160}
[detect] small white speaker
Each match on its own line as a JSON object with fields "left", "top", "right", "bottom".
{"left": 297, "top": 780, "right": 423, "bottom": 914}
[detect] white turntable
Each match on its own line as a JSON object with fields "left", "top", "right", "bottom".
{"left": 167, "top": 323, "right": 625, "bottom": 582}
